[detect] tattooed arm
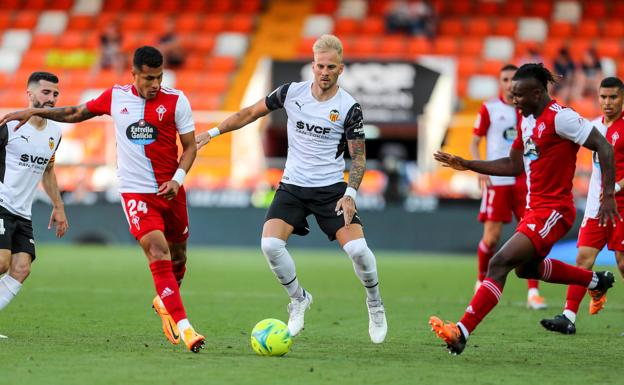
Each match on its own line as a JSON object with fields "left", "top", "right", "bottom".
{"left": 0, "top": 104, "right": 96, "bottom": 130}
{"left": 346, "top": 138, "right": 366, "bottom": 190}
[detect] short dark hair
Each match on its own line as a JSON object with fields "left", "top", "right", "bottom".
{"left": 27, "top": 71, "right": 58, "bottom": 87}
{"left": 512, "top": 63, "right": 557, "bottom": 90}
{"left": 133, "top": 46, "right": 163, "bottom": 69}
{"left": 501, "top": 64, "right": 518, "bottom": 73}
{"left": 599, "top": 76, "right": 624, "bottom": 90}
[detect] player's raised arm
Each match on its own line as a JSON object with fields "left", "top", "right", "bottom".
{"left": 41, "top": 159, "right": 68, "bottom": 238}
{"left": 0, "top": 103, "right": 96, "bottom": 131}
{"left": 434, "top": 147, "right": 524, "bottom": 176}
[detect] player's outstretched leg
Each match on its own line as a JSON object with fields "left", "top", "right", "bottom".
{"left": 343, "top": 238, "right": 387, "bottom": 343}
{"left": 261, "top": 237, "right": 311, "bottom": 336}
{"left": 526, "top": 279, "right": 547, "bottom": 310}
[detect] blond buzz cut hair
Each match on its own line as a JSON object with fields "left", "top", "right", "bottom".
{"left": 312, "top": 34, "right": 343, "bottom": 62}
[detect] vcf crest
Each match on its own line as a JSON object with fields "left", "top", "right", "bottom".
{"left": 156, "top": 105, "right": 167, "bottom": 121}
{"left": 329, "top": 109, "right": 339, "bottom": 122}
{"left": 48, "top": 136, "right": 55, "bottom": 150}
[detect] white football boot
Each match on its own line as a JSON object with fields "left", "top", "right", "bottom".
{"left": 367, "top": 300, "right": 387, "bottom": 344}
{"left": 287, "top": 290, "right": 313, "bottom": 336}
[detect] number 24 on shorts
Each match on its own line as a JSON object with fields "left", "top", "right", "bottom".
{"left": 126, "top": 199, "right": 148, "bottom": 216}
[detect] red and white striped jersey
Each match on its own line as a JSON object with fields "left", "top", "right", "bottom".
{"left": 512, "top": 100, "right": 593, "bottom": 211}
{"left": 473, "top": 97, "right": 520, "bottom": 186}
{"left": 86, "top": 85, "right": 195, "bottom": 193}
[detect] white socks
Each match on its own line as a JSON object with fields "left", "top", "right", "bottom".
{"left": 261, "top": 237, "right": 304, "bottom": 300}
{"left": 0, "top": 274, "right": 22, "bottom": 311}
{"left": 563, "top": 309, "right": 577, "bottom": 324}
{"left": 343, "top": 238, "right": 381, "bottom": 303}
{"left": 528, "top": 288, "right": 540, "bottom": 298}
{"left": 177, "top": 318, "right": 191, "bottom": 334}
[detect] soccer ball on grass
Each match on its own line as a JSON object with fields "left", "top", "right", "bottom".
{"left": 250, "top": 318, "right": 292, "bottom": 356}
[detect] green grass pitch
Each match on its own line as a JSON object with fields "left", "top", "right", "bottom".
{"left": 0, "top": 245, "right": 622, "bottom": 385}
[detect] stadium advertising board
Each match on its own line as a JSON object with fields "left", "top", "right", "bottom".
{"left": 271, "top": 61, "right": 440, "bottom": 128}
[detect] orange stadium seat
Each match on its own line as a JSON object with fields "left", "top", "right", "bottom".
{"left": 0, "top": 0, "right": 21, "bottom": 10}
{"left": 492, "top": 18, "right": 517, "bottom": 36}
{"left": 188, "top": 93, "right": 221, "bottom": 110}
{"left": 542, "top": 38, "right": 565, "bottom": 60}
{"left": 182, "top": 54, "right": 207, "bottom": 71}
{"left": 47, "top": 0, "right": 73, "bottom": 10}
{"left": 549, "top": 22, "right": 574, "bottom": 38}
{"left": 209, "top": 1, "right": 234, "bottom": 14}
{"left": 200, "top": 15, "right": 227, "bottom": 34}
{"left": 432, "top": 37, "right": 457, "bottom": 55}
{"left": 127, "top": 0, "right": 154, "bottom": 12}
{"left": 23, "top": 0, "right": 48, "bottom": 10}
{"left": 446, "top": 0, "right": 472, "bottom": 16}
{"left": 527, "top": 2, "right": 553, "bottom": 18}
{"left": 297, "top": 37, "right": 316, "bottom": 57}
{"left": 58, "top": 88, "right": 83, "bottom": 105}
{"left": 501, "top": 2, "right": 526, "bottom": 15}
{"left": 360, "top": 16, "right": 385, "bottom": 35}
{"left": 238, "top": 0, "right": 261, "bottom": 14}
{"left": 67, "top": 15, "right": 94, "bottom": 31}
{"left": 438, "top": 18, "right": 463, "bottom": 35}
{"left": 12, "top": 11, "right": 38, "bottom": 29}
{"left": 103, "top": 0, "right": 126, "bottom": 11}
{"left": 95, "top": 13, "right": 120, "bottom": 31}
{"left": 584, "top": 3, "right": 607, "bottom": 18}
{"left": 176, "top": 14, "right": 199, "bottom": 33}
{"left": 61, "top": 70, "right": 90, "bottom": 89}
{"left": 576, "top": 20, "right": 600, "bottom": 38}
{"left": 465, "top": 18, "right": 491, "bottom": 37}
{"left": 458, "top": 38, "right": 483, "bottom": 56}
{"left": 0, "top": 73, "right": 7, "bottom": 89}
{"left": 121, "top": 13, "right": 146, "bottom": 31}
{"left": 368, "top": 0, "right": 390, "bottom": 16}
{"left": 349, "top": 37, "right": 379, "bottom": 59}
{"left": 333, "top": 18, "right": 360, "bottom": 37}
{"left": 613, "top": 3, "right": 624, "bottom": 18}
{"left": 30, "top": 34, "right": 58, "bottom": 50}
{"left": 457, "top": 77, "right": 468, "bottom": 98}
{"left": 20, "top": 49, "right": 49, "bottom": 69}
{"left": 175, "top": 71, "right": 203, "bottom": 92}
{"left": 481, "top": 59, "right": 504, "bottom": 76}
{"left": 568, "top": 39, "right": 592, "bottom": 60}
{"left": 84, "top": 32, "right": 100, "bottom": 49}
{"left": 206, "top": 56, "right": 237, "bottom": 74}
{"left": 475, "top": 1, "right": 499, "bottom": 16}
{"left": 406, "top": 36, "right": 432, "bottom": 56}
{"left": 0, "top": 13, "right": 12, "bottom": 30}
{"left": 314, "top": 0, "right": 339, "bottom": 14}
{"left": 57, "top": 31, "right": 86, "bottom": 50}
{"left": 194, "top": 35, "right": 216, "bottom": 53}
{"left": 378, "top": 36, "right": 406, "bottom": 57}
{"left": 595, "top": 39, "right": 621, "bottom": 58}
{"left": 457, "top": 56, "right": 480, "bottom": 77}
{"left": 603, "top": 22, "right": 624, "bottom": 38}
{"left": 227, "top": 15, "right": 255, "bottom": 33}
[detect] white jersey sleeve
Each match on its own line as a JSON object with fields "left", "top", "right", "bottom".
{"left": 174, "top": 92, "right": 195, "bottom": 134}
{"left": 554, "top": 108, "right": 593, "bottom": 145}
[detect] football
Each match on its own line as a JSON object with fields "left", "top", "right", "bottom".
{"left": 250, "top": 318, "right": 292, "bottom": 356}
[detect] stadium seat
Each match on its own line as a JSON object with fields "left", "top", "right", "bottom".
{"left": 517, "top": 18, "right": 548, "bottom": 42}
{"left": 20, "top": 49, "right": 48, "bottom": 69}
{"left": 576, "top": 20, "right": 599, "bottom": 38}
{"left": 527, "top": 2, "right": 553, "bottom": 18}
{"left": 553, "top": 1, "right": 581, "bottom": 23}
{"left": 35, "top": 11, "right": 68, "bottom": 35}
{"left": 378, "top": 36, "right": 406, "bottom": 57}
{"left": 0, "top": 49, "right": 22, "bottom": 73}
{"left": 23, "top": 0, "right": 48, "bottom": 11}
{"left": 314, "top": 0, "right": 339, "bottom": 14}
{"left": 303, "top": 15, "right": 334, "bottom": 38}
{"left": 549, "top": 22, "right": 574, "bottom": 38}
{"left": 3, "top": 29, "right": 32, "bottom": 52}
{"left": 501, "top": 2, "right": 526, "bottom": 16}
{"left": 439, "top": 18, "right": 463, "bottom": 36}
{"left": 29, "top": 33, "right": 57, "bottom": 49}
{"left": 12, "top": 11, "right": 39, "bottom": 29}
{"left": 71, "top": 0, "right": 101, "bottom": 15}
{"left": 406, "top": 36, "right": 432, "bottom": 56}
{"left": 120, "top": 13, "right": 145, "bottom": 31}
{"left": 475, "top": 1, "right": 499, "bottom": 16}
{"left": 602, "top": 21, "right": 624, "bottom": 37}
{"left": 182, "top": 54, "right": 207, "bottom": 71}
{"left": 456, "top": 56, "right": 480, "bottom": 78}
{"left": 492, "top": 18, "right": 517, "bottom": 37}
{"left": 57, "top": 31, "right": 86, "bottom": 50}
{"left": 584, "top": 3, "right": 607, "bottom": 18}
{"left": 481, "top": 59, "right": 504, "bottom": 76}
{"left": 432, "top": 37, "right": 457, "bottom": 56}
{"left": 467, "top": 74, "right": 498, "bottom": 100}
{"left": 213, "top": 33, "right": 248, "bottom": 58}
{"left": 613, "top": 3, "right": 624, "bottom": 18}
{"left": 601, "top": 57, "right": 617, "bottom": 77}
{"left": 368, "top": 0, "right": 390, "bottom": 16}
{"left": 227, "top": 15, "right": 256, "bottom": 34}
{"left": 333, "top": 18, "right": 360, "bottom": 37}
{"left": 336, "top": 0, "right": 368, "bottom": 20}
{"left": 458, "top": 38, "right": 483, "bottom": 56}
{"left": 483, "top": 37, "right": 514, "bottom": 61}
{"left": 127, "top": 0, "right": 154, "bottom": 12}
{"left": 238, "top": 0, "right": 261, "bottom": 14}
{"left": 103, "top": 0, "right": 126, "bottom": 11}
{"left": 360, "top": 16, "right": 385, "bottom": 35}
{"left": 0, "top": 0, "right": 21, "bottom": 10}
{"left": 66, "top": 15, "right": 94, "bottom": 31}
{"left": 465, "top": 18, "right": 491, "bottom": 37}
{"left": 349, "top": 36, "right": 379, "bottom": 58}
{"left": 200, "top": 15, "right": 227, "bottom": 34}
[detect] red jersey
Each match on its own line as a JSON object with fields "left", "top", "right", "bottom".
{"left": 606, "top": 114, "right": 624, "bottom": 210}
{"left": 512, "top": 100, "right": 593, "bottom": 211}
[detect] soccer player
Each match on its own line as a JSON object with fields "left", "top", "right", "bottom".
{"left": 0, "top": 72, "right": 68, "bottom": 333}
{"left": 0, "top": 47, "right": 205, "bottom": 353}
{"left": 196, "top": 34, "right": 388, "bottom": 343}
{"left": 470, "top": 64, "right": 546, "bottom": 309}
{"left": 541, "top": 76, "right": 624, "bottom": 334}
{"left": 430, "top": 63, "right": 617, "bottom": 355}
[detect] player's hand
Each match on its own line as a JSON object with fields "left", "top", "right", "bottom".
{"left": 597, "top": 194, "right": 622, "bottom": 227}
{"left": 335, "top": 195, "right": 356, "bottom": 227}
{"left": 49, "top": 206, "right": 68, "bottom": 238}
{"left": 0, "top": 109, "right": 36, "bottom": 130}
{"left": 196, "top": 131, "right": 212, "bottom": 150}
{"left": 157, "top": 180, "right": 180, "bottom": 200}
{"left": 434, "top": 151, "right": 468, "bottom": 171}
{"left": 478, "top": 174, "right": 491, "bottom": 190}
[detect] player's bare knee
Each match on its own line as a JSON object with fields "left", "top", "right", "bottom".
{"left": 9, "top": 261, "right": 31, "bottom": 282}
{"left": 482, "top": 232, "right": 501, "bottom": 249}
{"left": 343, "top": 238, "right": 374, "bottom": 269}
{"left": 0, "top": 259, "right": 9, "bottom": 274}
{"left": 487, "top": 253, "right": 513, "bottom": 278}
{"left": 146, "top": 244, "right": 170, "bottom": 261}
{"left": 261, "top": 237, "right": 286, "bottom": 263}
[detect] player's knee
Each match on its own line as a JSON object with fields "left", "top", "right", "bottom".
{"left": 146, "top": 244, "right": 170, "bottom": 261}
{"left": 9, "top": 261, "right": 31, "bottom": 282}
{"left": 343, "top": 238, "right": 375, "bottom": 269}
{"left": 487, "top": 253, "right": 512, "bottom": 275}
{"left": 261, "top": 237, "right": 287, "bottom": 262}
{"left": 483, "top": 231, "right": 501, "bottom": 248}
{"left": 0, "top": 259, "right": 9, "bottom": 274}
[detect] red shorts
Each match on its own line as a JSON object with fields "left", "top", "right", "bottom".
{"left": 478, "top": 184, "right": 526, "bottom": 223}
{"left": 120, "top": 188, "right": 189, "bottom": 243}
{"left": 577, "top": 217, "right": 624, "bottom": 252}
{"left": 516, "top": 207, "right": 575, "bottom": 257}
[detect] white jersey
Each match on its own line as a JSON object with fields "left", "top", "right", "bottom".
{"left": 86, "top": 85, "right": 195, "bottom": 193}
{"left": 266, "top": 81, "right": 364, "bottom": 187}
{"left": 584, "top": 118, "right": 607, "bottom": 218}
{"left": 473, "top": 98, "right": 519, "bottom": 186}
{"left": 0, "top": 120, "right": 62, "bottom": 219}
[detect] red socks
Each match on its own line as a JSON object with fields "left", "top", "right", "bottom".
{"left": 172, "top": 262, "right": 186, "bottom": 287}
{"left": 477, "top": 240, "right": 494, "bottom": 282}
{"left": 538, "top": 258, "right": 593, "bottom": 286}
{"left": 150, "top": 260, "right": 187, "bottom": 323}
{"left": 527, "top": 279, "right": 539, "bottom": 289}
{"left": 459, "top": 278, "right": 503, "bottom": 333}
{"left": 564, "top": 284, "right": 587, "bottom": 313}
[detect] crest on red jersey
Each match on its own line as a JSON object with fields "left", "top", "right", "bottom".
{"left": 612, "top": 132, "right": 619, "bottom": 146}
{"left": 537, "top": 122, "right": 546, "bottom": 138}
{"left": 156, "top": 105, "right": 167, "bottom": 121}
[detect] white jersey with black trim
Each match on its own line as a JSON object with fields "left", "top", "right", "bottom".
{"left": 0, "top": 120, "right": 62, "bottom": 219}
{"left": 584, "top": 117, "right": 607, "bottom": 218}
{"left": 266, "top": 81, "right": 365, "bottom": 187}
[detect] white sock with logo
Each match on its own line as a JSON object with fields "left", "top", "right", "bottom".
{"left": 343, "top": 238, "right": 381, "bottom": 303}
{"left": 0, "top": 275, "right": 22, "bottom": 311}
{"left": 177, "top": 318, "right": 191, "bottom": 335}
{"left": 261, "top": 237, "right": 304, "bottom": 300}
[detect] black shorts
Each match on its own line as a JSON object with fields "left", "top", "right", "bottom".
{"left": 0, "top": 206, "right": 36, "bottom": 260}
{"left": 265, "top": 182, "right": 363, "bottom": 241}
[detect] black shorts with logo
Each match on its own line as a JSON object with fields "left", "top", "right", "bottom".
{"left": 0, "top": 205, "right": 36, "bottom": 260}
{"left": 265, "top": 182, "right": 363, "bottom": 241}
